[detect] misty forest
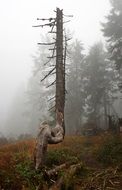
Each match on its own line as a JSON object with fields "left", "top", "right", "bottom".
{"left": 0, "top": 0, "right": 122, "bottom": 189}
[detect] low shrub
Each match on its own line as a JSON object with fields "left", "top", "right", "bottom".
{"left": 46, "top": 148, "right": 79, "bottom": 167}
{"left": 16, "top": 159, "right": 43, "bottom": 189}
{"left": 97, "top": 135, "right": 122, "bottom": 166}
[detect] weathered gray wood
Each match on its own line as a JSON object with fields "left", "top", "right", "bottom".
{"left": 34, "top": 8, "right": 66, "bottom": 170}
{"left": 45, "top": 163, "right": 66, "bottom": 178}
{"left": 48, "top": 163, "right": 83, "bottom": 190}
{"left": 34, "top": 111, "right": 64, "bottom": 170}
{"left": 56, "top": 8, "right": 65, "bottom": 115}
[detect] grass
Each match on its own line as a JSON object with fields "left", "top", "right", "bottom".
{"left": 0, "top": 134, "right": 122, "bottom": 189}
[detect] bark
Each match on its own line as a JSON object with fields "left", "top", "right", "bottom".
{"left": 34, "top": 8, "right": 65, "bottom": 170}
{"left": 44, "top": 163, "right": 66, "bottom": 178}
{"left": 34, "top": 111, "right": 64, "bottom": 170}
{"left": 48, "top": 163, "right": 83, "bottom": 190}
{"left": 56, "top": 9, "right": 65, "bottom": 136}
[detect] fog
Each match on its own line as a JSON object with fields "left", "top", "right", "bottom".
{"left": 0, "top": 0, "right": 111, "bottom": 136}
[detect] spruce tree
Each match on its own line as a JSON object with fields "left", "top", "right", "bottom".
{"left": 102, "top": 0, "right": 122, "bottom": 70}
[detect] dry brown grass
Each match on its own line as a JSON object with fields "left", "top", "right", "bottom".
{"left": 0, "top": 134, "right": 122, "bottom": 190}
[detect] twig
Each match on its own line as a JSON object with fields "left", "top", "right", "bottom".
{"left": 47, "top": 96, "right": 55, "bottom": 102}
{"left": 41, "top": 67, "right": 56, "bottom": 82}
{"left": 33, "top": 21, "right": 56, "bottom": 28}
{"left": 63, "top": 14, "right": 73, "bottom": 17}
{"left": 37, "top": 18, "right": 55, "bottom": 21}
{"left": 47, "top": 56, "right": 56, "bottom": 59}
{"left": 48, "top": 105, "right": 55, "bottom": 111}
{"left": 38, "top": 42, "right": 55, "bottom": 45}
{"left": 46, "top": 80, "right": 56, "bottom": 88}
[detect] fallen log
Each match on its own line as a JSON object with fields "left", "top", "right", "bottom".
{"left": 47, "top": 162, "right": 83, "bottom": 190}
{"left": 44, "top": 163, "right": 67, "bottom": 178}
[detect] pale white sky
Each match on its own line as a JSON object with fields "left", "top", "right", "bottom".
{"left": 0, "top": 0, "right": 110, "bottom": 130}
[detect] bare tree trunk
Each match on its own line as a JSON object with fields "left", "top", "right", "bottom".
{"left": 56, "top": 8, "right": 65, "bottom": 134}
{"left": 103, "top": 94, "right": 108, "bottom": 129}
{"left": 34, "top": 8, "right": 66, "bottom": 170}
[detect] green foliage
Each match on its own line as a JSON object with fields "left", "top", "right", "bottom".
{"left": 0, "top": 151, "right": 43, "bottom": 190}
{"left": 46, "top": 148, "right": 79, "bottom": 167}
{"left": 97, "top": 135, "right": 122, "bottom": 166}
{"left": 60, "top": 163, "right": 87, "bottom": 190}
{"left": 45, "top": 149, "right": 63, "bottom": 166}
{"left": 16, "top": 159, "right": 43, "bottom": 189}
{"left": 0, "top": 171, "right": 21, "bottom": 190}
{"left": 102, "top": 0, "right": 122, "bottom": 70}
{"left": 0, "top": 136, "right": 122, "bottom": 189}
{"left": 84, "top": 42, "right": 116, "bottom": 126}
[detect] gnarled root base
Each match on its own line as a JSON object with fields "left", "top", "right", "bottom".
{"left": 34, "top": 112, "right": 64, "bottom": 170}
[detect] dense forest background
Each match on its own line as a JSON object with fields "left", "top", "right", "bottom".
{"left": 0, "top": 0, "right": 122, "bottom": 139}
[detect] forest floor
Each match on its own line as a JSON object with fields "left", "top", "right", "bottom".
{"left": 0, "top": 134, "right": 122, "bottom": 190}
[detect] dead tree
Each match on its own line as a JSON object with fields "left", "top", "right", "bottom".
{"left": 33, "top": 8, "right": 71, "bottom": 170}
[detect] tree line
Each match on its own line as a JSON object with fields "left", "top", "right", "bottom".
{"left": 4, "top": 0, "right": 122, "bottom": 137}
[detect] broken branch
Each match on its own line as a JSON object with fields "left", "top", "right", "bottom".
{"left": 41, "top": 67, "right": 56, "bottom": 82}
{"left": 46, "top": 80, "right": 56, "bottom": 88}
{"left": 38, "top": 42, "right": 56, "bottom": 45}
